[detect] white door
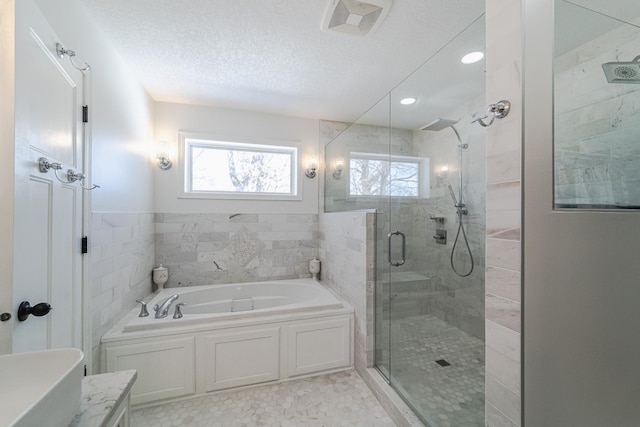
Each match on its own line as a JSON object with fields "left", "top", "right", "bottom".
{"left": 12, "top": 0, "right": 84, "bottom": 352}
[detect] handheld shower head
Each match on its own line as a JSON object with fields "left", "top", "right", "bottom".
{"left": 447, "top": 184, "right": 458, "bottom": 206}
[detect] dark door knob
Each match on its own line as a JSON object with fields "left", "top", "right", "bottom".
{"left": 17, "top": 301, "right": 52, "bottom": 322}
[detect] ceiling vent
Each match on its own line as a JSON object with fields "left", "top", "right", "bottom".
{"left": 321, "top": 0, "right": 392, "bottom": 37}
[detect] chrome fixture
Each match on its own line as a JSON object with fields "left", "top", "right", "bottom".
{"left": 38, "top": 157, "right": 100, "bottom": 190}
{"left": 471, "top": 100, "right": 511, "bottom": 127}
{"left": 66, "top": 169, "right": 100, "bottom": 190}
{"left": 39, "top": 157, "right": 62, "bottom": 173}
{"left": 157, "top": 156, "right": 172, "bottom": 170}
{"left": 156, "top": 140, "right": 172, "bottom": 170}
{"left": 157, "top": 154, "right": 172, "bottom": 170}
{"left": 433, "top": 229, "right": 447, "bottom": 245}
{"left": 333, "top": 157, "right": 345, "bottom": 179}
{"left": 305, "top": 157, "right": 318, "bottom": 179}
{"left": 154, "top": 294, "right": 179, "bottom": 319}
{"left": 388, "top": 230, "right": 406, "bottom": 267}
{"left": 602, "top": 55, "right": 640, "bottom": 84}
{"left": 429, "top": 215, "right": 445, "bottom": 224}
{"left": 422, "top": 119, "right": 474, "bottom": 277}
{"left": 173, "top": 303, "right": 186, "bottom": 319}
{"left": 136, "top": 300, "right": 149, "bottom": 317}
{"left": 55, "top": 42, "right": 91, "bottom": 72}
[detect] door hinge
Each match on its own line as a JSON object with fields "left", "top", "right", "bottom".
{"left": 82, "top": 105, "right": 88, "bottom": 123}
{"left": 84, "top": 364, "right": 87, "bottom": 376}
{"left": 81, "top": 236, "right": 88, "bottom": 254}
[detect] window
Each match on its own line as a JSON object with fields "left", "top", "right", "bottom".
{"left": 180, "top": 134, "right": 300, "bottom": 200}
{"left": 349, "top": 152, "right": 429, "bottom": 198}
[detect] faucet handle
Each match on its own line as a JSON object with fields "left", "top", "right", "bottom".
{"left": 173, "top": 303, "right": 186, "bottom": 319}
{"left": 136, "top": 300, "right": 149, "bottom": 317}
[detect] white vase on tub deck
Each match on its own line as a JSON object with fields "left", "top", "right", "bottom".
{"left": 309, "top": 257, "right": 321, "bottom": 280}
{"left": 152, "top": 264, "right": 169, "bottom": 290}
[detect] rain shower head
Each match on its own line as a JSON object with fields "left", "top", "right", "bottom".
{"left": 602, "top": 55, "right": 640, "bottom": 84}
{"left": 420, "top": 117, "right": 459, "bottom": 131}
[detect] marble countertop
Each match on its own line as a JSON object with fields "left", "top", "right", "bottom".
{"left": 70, "top": 370, "right": 137, "bottom": 427}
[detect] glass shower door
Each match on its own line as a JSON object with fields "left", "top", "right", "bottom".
{"left": 383, "top": 15, "right": 487, "bottom": 427}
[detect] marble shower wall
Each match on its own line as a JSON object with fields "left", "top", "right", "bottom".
{"left": 155, "top": 213, "right": 318, "bottom": 287}
{"left": 410, "top": 97, "right": 486, "bottom": 340}
{"left": 318, "top": 211, "right": 375, "bottom": 371}
{"left": 484, "top": 0, "right": 523, "bottom": 425}
{"left": 554, "top": 12, "right": 640, "bottom": 206}
{"left": 90, "top": 213, "right": 155, "bottom": 373}
{"left": 322, "top": 96, "right": 486, "bottom": 339}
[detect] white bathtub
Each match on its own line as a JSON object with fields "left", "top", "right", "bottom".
{"left": 121, "top": 278, "right": 344, "bottom": 332}
{"left": 101, "top": 278, "right": 354, "bottom": 405}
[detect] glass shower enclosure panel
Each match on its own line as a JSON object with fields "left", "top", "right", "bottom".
{"left": 324, "top": 94, "right": 393, "bottom": 378}
{"left": 385, "top": 16, "right": 487, "bottom": 426}
{"left": 324, "top": 14, "right": 486, "bottom": 427}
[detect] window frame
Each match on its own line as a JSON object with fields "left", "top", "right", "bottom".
{"left": 178, "top": 132, "right": 303, "bottom": 201}
{"left": 346, "top": 151, "right": 430, "bottom": 200}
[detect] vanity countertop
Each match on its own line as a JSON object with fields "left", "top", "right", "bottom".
{"left": 70, "top": 369, "right": 137, "bottom": 427}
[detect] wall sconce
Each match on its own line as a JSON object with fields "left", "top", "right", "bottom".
{"left": 305, "top": 156, "right": 318, "bottom": 179}
{"left": 157, "top": 141, "right": 172, "bottom": 170}
{"left": 333, "top": 157, "right": 345, "bottom": 180}
{"left": 438, "top": 164, "right": 449, "bottom": 176}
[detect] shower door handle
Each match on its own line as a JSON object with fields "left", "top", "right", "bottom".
{"left": 388, "top": 230, "right": 406, "bottom": 267}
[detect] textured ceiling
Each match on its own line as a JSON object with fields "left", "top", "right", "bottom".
{"left": 78, "top": 0, "right": 485, "bottom": 124}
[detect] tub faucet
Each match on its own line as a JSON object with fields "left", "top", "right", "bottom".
{"left": 154, "top": 294, "right": 179, "bottom": 318}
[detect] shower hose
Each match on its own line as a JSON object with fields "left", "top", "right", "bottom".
{"left": 450, "top": 206, "right": 474, "bottom": 277}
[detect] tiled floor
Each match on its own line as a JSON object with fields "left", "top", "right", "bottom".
{"left": 131, "top": 370, "right": 396, "bottom": 427}
{"left": 377, "top": 315, "right": 485, "bottom": 427}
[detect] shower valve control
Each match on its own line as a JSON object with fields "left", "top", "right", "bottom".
{"left": 433, "top": 229, "right": 447, "bottom": 245}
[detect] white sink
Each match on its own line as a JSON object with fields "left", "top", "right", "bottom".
{"left": 0, "top": 348, "right": 84, "bottom": 427}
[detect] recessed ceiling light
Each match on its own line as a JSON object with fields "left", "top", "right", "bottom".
{"left": 400, "top": 97, "right": 417, "bottom": 105}
{"left": 461, "top": 51, "right": 484, "bottom": 64}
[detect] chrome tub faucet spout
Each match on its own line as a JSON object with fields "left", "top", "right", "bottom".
{"left": 153, "top": 294, "right": 179, "bottom": 318}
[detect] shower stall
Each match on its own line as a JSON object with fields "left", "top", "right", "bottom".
{"left": 324, "top": 16, "right": 486, "bottom": 426}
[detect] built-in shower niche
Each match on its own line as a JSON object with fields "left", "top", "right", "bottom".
{"left": 554, "top": 0, "right": 640, "bottom": 209}
{"left": 323, "top": 13, "right": 486, "bottom": 426}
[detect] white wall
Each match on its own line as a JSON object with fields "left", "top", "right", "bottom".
{"left": 154, "top": 102, "right": 319, "bottom": 214}
{"left": 34, "top": 0, "right": 155, "bottom": 214}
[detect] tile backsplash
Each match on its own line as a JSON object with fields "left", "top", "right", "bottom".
{"left": 155, "top": 213, "right": 319, "bottom": 287}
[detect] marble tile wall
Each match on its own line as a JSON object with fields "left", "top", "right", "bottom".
{"left": 90, "top": 213, "right": 155, "bottom": 373}
{"left": 320, "top": 120, "right": 377, "bottom": 371}
{"left": 410, "top": 96, "right": 486, "bottom": 340}
{"left": 318, "top": 210, "right": 375, "bottom": 371}
{"left": 554, "top": 16, "right": 640, "bottom": 207}
{"left": 322, "top": 102, "right": 487, "bottom": 341}
{"left": 485, "top": 0, "right": 522, "bottom": 425}
{"left": 155, "top": 213, "right": 318, "bottom": 287}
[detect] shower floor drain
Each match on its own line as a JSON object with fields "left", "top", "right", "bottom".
{"left": 435, "top": 359, "right": 451, "bottom": 367}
